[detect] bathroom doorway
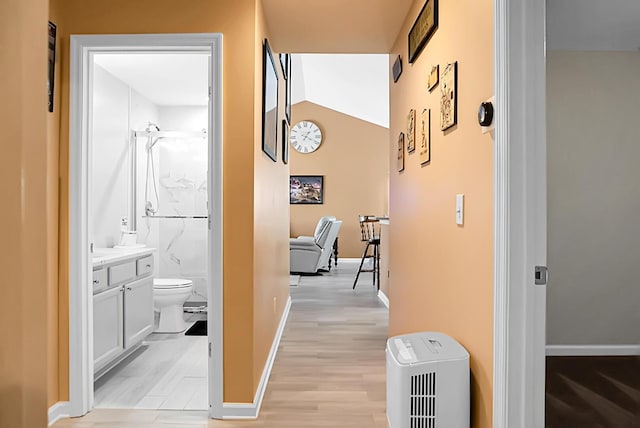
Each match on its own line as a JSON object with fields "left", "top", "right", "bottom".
{"left": 68, "top": 34, "right": 223, "bottom": 418}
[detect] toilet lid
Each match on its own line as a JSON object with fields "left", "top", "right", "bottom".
{"left": 154, "top": 278, "right": 193, "bottom": 289}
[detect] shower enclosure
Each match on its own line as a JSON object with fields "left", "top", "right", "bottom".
{"left": 132, "top": 125, "right": 209, "bottom": 306}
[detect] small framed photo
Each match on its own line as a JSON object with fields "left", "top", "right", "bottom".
{"left": 397, "top": 132, "right": 405, "bottom": 172}
{"left": 407, "top": 109, "right": 416, "bottom": 152}
{"left": 419, "top": 109, "right": 431, "bottom": 164}
{"left": 440, "top": 61, "right": 458, "bottom": 131}
{"left": 282, "top": 119, "right": 289, "bottom": 164}
{"left": 48, "top": 21, "right": 57, "bottom": 113}
{"left": 290, "top": 175, "right": 324, "bottom": 204}
{"left": 261, "top": 39, "right": 279, "bottom": 162}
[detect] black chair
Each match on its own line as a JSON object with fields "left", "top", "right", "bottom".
{"left": 353, "top": 215, "right": 381, "bottom": 290}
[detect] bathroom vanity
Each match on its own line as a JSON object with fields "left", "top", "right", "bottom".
{"left": 92, "top": 247, "right": 155, "bottom": 378}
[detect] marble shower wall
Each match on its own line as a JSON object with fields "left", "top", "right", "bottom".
{"left": 137, "top": 106, "right": 209, "bottom": 301}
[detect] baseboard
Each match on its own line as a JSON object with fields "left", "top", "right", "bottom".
{"left": 546, "top": 344, "right": 640, "bottom": 356}
{"left": 377, "top": 290, "right": 389, "bottom": 309}
{"left": 222, "top": 295, "right": 292, "bottom": 419}
{"left": 48, "top": 401, "right": 71, "bottom": 426}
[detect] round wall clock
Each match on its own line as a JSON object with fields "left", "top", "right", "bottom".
{"left": 290, "top": 120, "right": 323, "bottom": 153}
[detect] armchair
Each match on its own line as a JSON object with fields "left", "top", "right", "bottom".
{"left": 290, "top": 219, "right": 342, "bottom": 274}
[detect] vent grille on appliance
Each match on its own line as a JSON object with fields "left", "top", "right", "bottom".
{"left": 410, "top": 371, "right": 436, "bottom": 428}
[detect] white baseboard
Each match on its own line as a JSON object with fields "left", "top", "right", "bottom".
{"left": 222, "top": 295, "right": 292, "bottom": 419}
{"left": 546, "top": 344, "right": 640, "bottom": 356}
{"left": 48, "top": 401, "right": 71, "bottom": 426}
{"left": 377, "top": 290, "right": 389, "bottom": 309}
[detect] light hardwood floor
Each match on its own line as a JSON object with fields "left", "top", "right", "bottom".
{"left": 54, "top": 259, "right": 389, "bottom": 427}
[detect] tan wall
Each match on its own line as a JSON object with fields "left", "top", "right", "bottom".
{"left": 547, "top": 51, "right": 640, "bottom": 346}
{"left": 252, "top": 0, "right": 292, "bottom": 392}
{"left": 0, "top": 0, "right": 50, "bottom": 426}
{"left": 289, "top": 101, "right": 389, "bottom": 258}
{"left": 388, "top": 1, "right": 494, "bottom": 427}
{"left": 50, "top": 0, "right": 286, "bottom": 404}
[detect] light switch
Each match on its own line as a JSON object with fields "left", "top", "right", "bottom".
{"left": 456, "top": 194, "right": 464, "bottom": 225}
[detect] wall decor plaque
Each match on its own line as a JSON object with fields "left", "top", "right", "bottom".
{"left": 419, "top": 109, "right": 431, "bottom": 164}
{"left": 407, "top": 109, "right": 416, "bottom": 152}
{"left": 440, "top": 61, "right": 457, "bottom": 131}
{"left": 392, "top": 55, "right": 403, "bottom": 83}
{"left": 397, "top": 132, "right": 405, "bottom": 172}
{"left": 408, "top": 0, "right": 439, "bottom": 64}
{"left": 427, "top": 64, "right": 439, "bottom": 91}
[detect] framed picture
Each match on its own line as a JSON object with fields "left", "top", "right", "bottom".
{"left": 419, "top": 109, "right": 431, "bottom": 164}
{"left": 282, "top": 119, "right": 289, "bottom": 164}
{"left": 279, "top": 53, "right": 292, "bottom": 123}
{"left": 427, "top": 64, "right": 439, "bottom": 91}
{"left": 407, "top": 109, "right": 416, "bottom": 152}
{"left": 48, "top": 21, "right": 57, "bottom": 113}
{"left": 440, "top": 61, "right": 458, "bottom": 131}
{"left": 290, "top": 175, "right": 324, "bottom": 204}
{"left": 397, "top": 132, "right": 405, "bottom": 172}
{"left": 262, "top": 39, "right": 279, "bottom": 162}
{"left": 408, "top": 0, "right": 438, "bottom": 64}
{"left": 392, "top": 55, "right": 403, "bottom": 83}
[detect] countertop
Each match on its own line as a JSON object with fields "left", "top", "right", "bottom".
{"left": 92, "top": 246, "right": 156, "bottom": 268}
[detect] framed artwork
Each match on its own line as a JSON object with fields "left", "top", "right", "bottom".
{"left": 407, "top": 109, "right": 416, "bottom": 152}
{"left": 392, "top": 55, "right": 403, "bottom": 83}
{"left": 282, "top": 119, "right": 289, "bottom": 164}
{"left": 290, "top": 175, "right": 324, "bottom": 204}
{"left": 262, "top": 39, "right": 279, "bottom": 162}
{"left": 48, "top": 21, "right": 57, "bottom": 113}
{"left": 427, "top": 64, "right": 439, "bottom": 91}
{"left": 280, "top": 53, "right": 292, "bottom": 123}
{"left": 408, "top": 0, "right": 439, "bottom": 64}
{"left": 419, "top": 109, "right": 431, "bottom": 164}
{"left": 440, "top": 61, "right": 458, "bottom": 131}
{"left": 397, "top": 132, "right": 405, "bottom": 172}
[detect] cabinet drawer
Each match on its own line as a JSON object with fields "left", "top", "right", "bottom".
{"left": 108, "top": 261, "right": 136, "bottom": 285}
{"left": 93, "top": 268, "right": 108, "bottom": 293}
{"left": 136, "top": 255, "right": 154, "bottom": 277}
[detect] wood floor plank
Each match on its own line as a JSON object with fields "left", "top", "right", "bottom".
{"left": 53, "top": 260, "right": 389, "bottom": 427}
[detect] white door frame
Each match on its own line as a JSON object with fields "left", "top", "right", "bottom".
{"left": 493, "top": 0, "right": 547, "bottom": 427}
{"left": 68, "top": 33, "right": 224, "bottom": 418}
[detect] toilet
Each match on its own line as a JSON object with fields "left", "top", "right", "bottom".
{"left": 153, "top": 278, "right": 193, "bottom": 333}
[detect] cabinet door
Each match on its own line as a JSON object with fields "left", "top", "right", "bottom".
{"left": 93, "top": 286, "right": 124, "bottom": 372}
{"left": 124, "top": 276, "right": 154, "bottom": 348}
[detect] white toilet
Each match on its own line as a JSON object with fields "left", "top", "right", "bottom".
{"left": 153, "top": 278, "right": 193, "bottom": 333}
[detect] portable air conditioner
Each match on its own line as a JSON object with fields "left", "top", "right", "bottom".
{"left": 386, "top": 332, "right": 469, "bottom": 428}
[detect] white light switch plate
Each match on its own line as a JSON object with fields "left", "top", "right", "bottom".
{"left": 456, "top": 194, "right": 464, "bottom": 225}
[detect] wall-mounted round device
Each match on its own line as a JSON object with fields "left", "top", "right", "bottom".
{"left": 478, "top": 101, "right": 494, "bottom": 127}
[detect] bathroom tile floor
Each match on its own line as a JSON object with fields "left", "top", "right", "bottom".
{"left": 94, "top": 312, "right": 208, "bottom": 410}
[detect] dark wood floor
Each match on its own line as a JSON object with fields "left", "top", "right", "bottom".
{"left": 546, "top": 356, "right": 640, "bottom": 428}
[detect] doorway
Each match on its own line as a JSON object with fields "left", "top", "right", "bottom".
{"left": 68, "top": 34, "right": 223, "bottom": 418}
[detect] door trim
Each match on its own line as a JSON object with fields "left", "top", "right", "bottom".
{"left": 68, "top": 33, "right": 224, "bottom": 418}
{"left": 493, "top": 1, "right": 547, "bottom": 427}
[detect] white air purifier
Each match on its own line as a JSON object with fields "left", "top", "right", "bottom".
{"left": 386, "top": 332, "right": 470, "bottom": 428}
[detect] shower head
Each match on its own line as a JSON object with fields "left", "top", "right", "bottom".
{"left": 146, "top": 122, "right": 160, "bottom": 132}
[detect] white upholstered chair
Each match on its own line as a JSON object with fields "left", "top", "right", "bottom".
{"left": 290, "top": 218, "right": 342, "bottom": 274}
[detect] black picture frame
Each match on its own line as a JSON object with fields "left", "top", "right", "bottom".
{"left": 290, "top": 175, "right": 324, "bottom": 205}
{"left": 262, "top": 39, "right": 279, "bottom": 162}
{"left": 279, "top": 53, "right": 292, "bottom": 124}
{"left": 408, "top": 0, "right": 438, "bottom": 64}
{"left": 392, "top": 55, "right": 403, "bottom": 83}
{"left": 282, "top": 119, "right": 289, "bottom": 164}
{"left": 48, "top": 21, "right": 57, "bottom": 113}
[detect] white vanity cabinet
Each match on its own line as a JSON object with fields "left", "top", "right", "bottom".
{"left": 93, "top": 285, "right": 124, "bottom": 370}
{"left": 93, "top": 249, "right": 155, "bottom": 376}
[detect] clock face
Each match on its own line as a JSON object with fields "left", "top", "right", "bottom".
{"left": 290, "top": 120, "right": 323, "bottom": 153}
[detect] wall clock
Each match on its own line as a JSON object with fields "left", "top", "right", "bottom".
{"left": 290, "top": 120, "right": 323, "bottom": 153}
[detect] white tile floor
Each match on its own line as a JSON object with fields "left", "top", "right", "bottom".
{"left": 94, "top": 312, "right": 208, "bottom": 410}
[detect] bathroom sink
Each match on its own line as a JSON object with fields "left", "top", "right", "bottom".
{"left": 92, "top": 248, "right": 124, "bottom": 257}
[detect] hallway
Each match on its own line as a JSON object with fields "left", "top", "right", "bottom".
{"left": 53, "top": 260, "right": 389, "bottom": 427}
